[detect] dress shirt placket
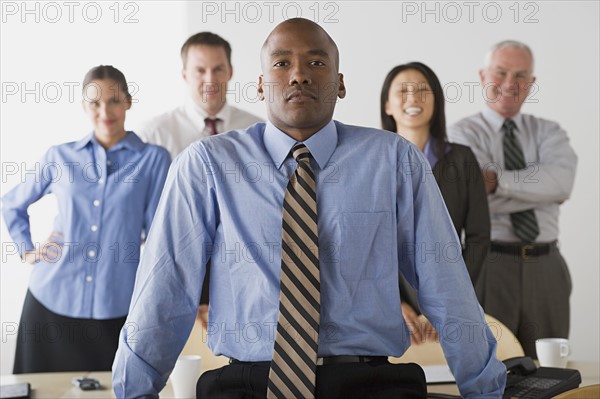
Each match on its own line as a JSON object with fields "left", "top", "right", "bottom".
{"left": 83, "top": 144, "right": 107, "bottom": 317}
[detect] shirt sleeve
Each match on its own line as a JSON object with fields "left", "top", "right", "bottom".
{"left": 448, "top": 121, "right": 528, "bottom": 215}
{"left": 1, "top": 147, "right": 57, "bottom": 255}
{"left": 486, "top": 194, "right": 542, "bottom": 214}
{"left": 398, "top": 145, "right": 506, "bottom": 398}
{"left": 143, "top": 147, "right": 171, "bottom": 235}
{"left": 496, "top": 122, "right": 577, "bottom": 203}
{"left": 448, "top": 121, "right": 495, "bottom": 168}
{"left": 112, "top": 144, "right": 217, "bottom": 398}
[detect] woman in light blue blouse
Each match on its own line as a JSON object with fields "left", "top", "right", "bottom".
{"left": 2, "top": 65, "right": 171, "bottom": 373}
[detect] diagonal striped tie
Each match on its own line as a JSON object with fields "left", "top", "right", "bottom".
{"left": 502, "top": 119, "right": 540, "bottom": 242}
{"left": 267, "top": 143, "right": 320, "bottom": 399}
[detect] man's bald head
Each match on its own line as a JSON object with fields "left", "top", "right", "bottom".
{"left": 261, "top": 18, "right": 340, "bottom": 70}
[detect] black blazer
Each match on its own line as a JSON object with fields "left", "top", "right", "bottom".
{"left": 401, "top": 143, "right": 490, "bottom": 312}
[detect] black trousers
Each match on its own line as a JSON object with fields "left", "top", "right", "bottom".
{"left": 13, "top": 290, "right": 126, "bottom": 373}
{"left": 197, "top": 359, "right": 427, "bottom": 399}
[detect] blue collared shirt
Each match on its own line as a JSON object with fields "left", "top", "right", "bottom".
{"left": 2, "top": 132, "right": 171, "bottom": 319}
{"left": 113, "top": 121, "right": 506, "bottom": 398}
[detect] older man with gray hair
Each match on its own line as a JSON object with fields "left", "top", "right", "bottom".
{"left": 449, "top": 40, "right": 577, "bottom": 358}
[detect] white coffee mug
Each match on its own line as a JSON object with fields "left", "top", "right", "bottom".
{"left": 170, "top": 355, "right": 202, "bottom": 398}
{"left": 536, "top": 338, "right": 570, "bottom": 368}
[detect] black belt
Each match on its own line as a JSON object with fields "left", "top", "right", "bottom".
{"left": 317, "top": 356, "right": 386, "bottom": 365}
{"left": 229, "top": 358, "right": 269, "bottom": 365}
{"left": 229, "top": 356, "right": 386, "bottom": 366}
{"left": 491, "top": 241, "right": 556, "bottom": 259}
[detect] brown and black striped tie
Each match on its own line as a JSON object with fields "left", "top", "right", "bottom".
{"left": 267, "top": 143, "right": 320, "bottom": 399}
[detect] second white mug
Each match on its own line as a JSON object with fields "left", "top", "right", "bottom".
{"left": 536, "top": 338, "right": 570, "bottom": 368}
{"left": 170, "top": 354, "right": 202, "bottom": 398}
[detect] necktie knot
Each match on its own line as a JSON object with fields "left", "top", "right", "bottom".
{"left": 503, "top": 119, "right": 517, "bottom": 136}
{"left": 291, "top": 143, "right": 311, "bottom": 162}
{"left": 205, "top": 117, "right": 221, "bottom": 136}
{"left": 290, "top": 143, "right": 315, "bottom": 184}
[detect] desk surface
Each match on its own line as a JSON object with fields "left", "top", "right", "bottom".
{"left": 0, "top": 370, "right": 172, "bottom": 398}
{"left": 1, "top": 361, "right": 598, "bottom": 398}
{"left": 428, "top": 360, "right": 599, "bottom": 396}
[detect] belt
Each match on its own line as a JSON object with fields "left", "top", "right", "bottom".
{"left": 491, "top": 241, "right": 556, "bottom": 259}
{"left": 316, "top": 356, "right": 387, "bottom": 366}
{"left": 229, "top": 356, "right": 386, "bottom": 366}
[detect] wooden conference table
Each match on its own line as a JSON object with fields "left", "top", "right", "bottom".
{"left": 1, "top": 361, "right": 598, "bottom": 398}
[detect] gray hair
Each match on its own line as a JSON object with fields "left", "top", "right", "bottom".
{"left": 484, "top": 40, "right": 534, "bottom": 71}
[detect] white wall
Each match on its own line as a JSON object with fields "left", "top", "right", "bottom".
{"left": 1, "top": 1, "right": 598, "bottom": 373}
{"left": 0, "top": 1, "right": 189, "bottom": 374}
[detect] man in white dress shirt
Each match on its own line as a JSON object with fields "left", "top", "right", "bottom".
{"left": 448, "top": 40, "right": 577, "bottom": 358}
{"left": 138, "top": 32, "right": 263, "bottom": 158}
{"left": 138, "top": 32, "right": 263, "bottom": 323}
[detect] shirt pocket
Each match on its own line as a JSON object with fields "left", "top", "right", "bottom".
{"left": 339, "top": 211, "right": 393, "bottom": 280}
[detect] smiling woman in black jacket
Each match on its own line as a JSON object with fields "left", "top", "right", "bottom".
{"left": 380, "top": 62, "right": 490, "bottom": 344}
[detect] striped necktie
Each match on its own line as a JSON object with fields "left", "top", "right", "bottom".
{"left": 502, "top": 119, "right": 540, "bottom": 242}
{"left": 267, "top": 143, "right": 320, "bottom": 399}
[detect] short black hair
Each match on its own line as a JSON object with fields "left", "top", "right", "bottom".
{"left": 380, "top": 62, "right": 447, "bottom": 159}
{"left": 181, "top": 32, "right": 232, "bottom": 67}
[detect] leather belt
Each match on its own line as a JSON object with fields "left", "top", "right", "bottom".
{"left": 491, "top": 241, "right": 556, "bottom": 259}
{"left": 229, "top": 358, "right": 269, "bottom": 365}
{"left": 230, "top": 356, "right": 386, "bottom": 366}
{"left": 317, "top": 356, "right": 386, "bottom": 366}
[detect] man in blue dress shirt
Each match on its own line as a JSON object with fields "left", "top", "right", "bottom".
{"left": 113, "top": 18, "right": 506, "bottom": 398}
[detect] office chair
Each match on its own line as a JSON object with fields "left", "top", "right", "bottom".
{"left": 553, "top": 384, "right": 600, "bottom": 398}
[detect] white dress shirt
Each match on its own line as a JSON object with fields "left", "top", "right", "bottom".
{"left": 138, "top": 101, "right": 263, "bottom": 158}
{"left": 448, "top": 107, "right": 577, "bottom": 242}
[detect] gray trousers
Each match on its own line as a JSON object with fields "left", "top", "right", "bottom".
{"left": 476, "top": 245, "right": 572, "bottom": 358}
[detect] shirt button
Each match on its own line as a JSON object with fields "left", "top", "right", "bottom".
{"left": 90, "top": 225, "right": 98, "bottom": 232}
{"left": 85, "top": 276, "right": 93, "bottom": 282}
{"left": 98, "top": 178, "right": 105, "bottom": 184}
{"left": 93, "top": 200, "right": 100, "bottom": 207}
{"left": 88, "top": 250, "right": 96, "bottom": 258}
{"left": 106, "top": 160, "right": 112, "bottom": 166}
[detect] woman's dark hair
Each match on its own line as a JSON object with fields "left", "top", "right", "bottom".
{"left": 82, "top": 65, "right": 131, "bottom": 99}
{"left": 380, "top": 62, "right": 447, "bottom": 159}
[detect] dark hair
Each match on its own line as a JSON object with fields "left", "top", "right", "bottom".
{"left": 380, "top": 62, "right": 447, "bottom": 159}
{"left": 181, "top": 32, "right": 232, "bottom": 67}
{"left": 82, "top": 65, "right": 131, "bottom": 99}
